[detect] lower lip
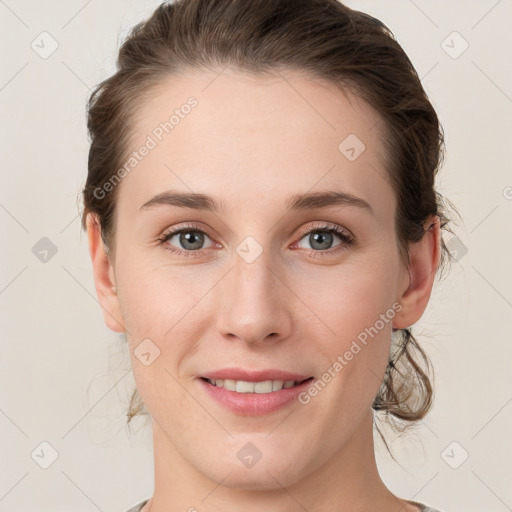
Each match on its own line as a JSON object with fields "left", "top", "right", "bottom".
{"left": 198, "top": 378, "right": 314, "bottom": 416}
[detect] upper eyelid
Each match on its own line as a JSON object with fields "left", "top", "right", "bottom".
{"left": 295, "top": 221, "right": 351, "bottom": 237}
{"left": 161, "top": 221, "right": 347, "bottom": 236}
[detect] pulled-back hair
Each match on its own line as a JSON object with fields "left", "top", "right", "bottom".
{"left": 81, "top": 0, "right": 460, "bottom": 455}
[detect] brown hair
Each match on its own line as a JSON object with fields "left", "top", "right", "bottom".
{"left": 81, "top": 0, "right": 460, "bottom": 454}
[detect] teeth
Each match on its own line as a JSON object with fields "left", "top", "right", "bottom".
{"left": 207, "top": 378, "right": 298, "bottom": 393}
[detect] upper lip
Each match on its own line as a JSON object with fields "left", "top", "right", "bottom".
{"left": 200, "top": 368, "right": 313, "bottom": 382}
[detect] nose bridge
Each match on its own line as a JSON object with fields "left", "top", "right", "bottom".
{"left": 215, "top": 245, "right": 292, "bottom": 344}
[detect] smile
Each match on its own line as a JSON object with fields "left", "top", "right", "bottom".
{"left": 202, "top": 377, "right": 312, "bottom": 393}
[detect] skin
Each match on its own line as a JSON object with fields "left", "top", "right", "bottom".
{"left": 87, "top": 68, "right": 440, "bottom": 512}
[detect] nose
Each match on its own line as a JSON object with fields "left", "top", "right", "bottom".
{"left": 215, "top": 249, "right": 293, "bottom": 346}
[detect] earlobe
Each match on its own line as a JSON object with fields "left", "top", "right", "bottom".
{"left": 86, "top": 212, "right": 126, "bottom": 333}
{"left": 393, "top": 215, "right": 441, "bottom": 330}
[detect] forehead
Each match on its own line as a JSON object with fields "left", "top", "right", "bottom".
{"left": 119, "top": 68, "right": 394, "bottom": 221}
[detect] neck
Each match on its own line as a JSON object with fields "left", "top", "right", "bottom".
{"left": 144, "top": 410, "right": 415, "bottom": 512}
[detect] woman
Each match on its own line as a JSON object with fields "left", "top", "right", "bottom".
{"left": 82, "top": 0, "right": 457, "bottom": 510}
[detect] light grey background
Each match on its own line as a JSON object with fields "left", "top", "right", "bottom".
{"left": 0, "top": 1, "right": 511, "bottom": 511}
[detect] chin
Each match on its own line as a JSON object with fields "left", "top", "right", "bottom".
{"left": 214, "top": 468, "right": 303, "bottom": 491}
{"left": 201, "top": 451, "right": 309, "bottom": 490}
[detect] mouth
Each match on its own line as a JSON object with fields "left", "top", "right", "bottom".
{"left": 197, "top": 370, "right": 316, "bottom": 415}
{"left": 200, "top": 376, "right": 314, "bottom": 394}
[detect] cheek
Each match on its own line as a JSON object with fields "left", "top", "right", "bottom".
{"left": 116, "top": 256, "right": 223, "bottom": 378}
{"left": 294, "top": 258, "right": 397, "bottom": 340}
{"left": 292, "top": 258, "right": 397, "bottom": 403}
{"left": 115, "top": 252, "right": 199, "bottom": 333}
{"left": 120, "top": 265, "right": 196, "bottom": 414}
{"left": 118, "top": 240, "right": 398, "bottom": 361}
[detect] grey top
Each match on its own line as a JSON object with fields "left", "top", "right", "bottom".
{"left": 125, "top": 498, "right": 443, "bottom": 512}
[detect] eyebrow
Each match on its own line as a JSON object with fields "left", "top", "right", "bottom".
{"left": 139, "top": 190, "right": 372, "bottom": 214}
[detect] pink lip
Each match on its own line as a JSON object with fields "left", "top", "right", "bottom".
{"left": 200, "top": 368, "right": 312, "bottom": 382}
{"left": 197, "top": 368, "right": 315, "bottom": 416}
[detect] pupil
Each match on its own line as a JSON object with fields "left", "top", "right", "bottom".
{"left": 180, "top": 231, "right": 204, "bottom": 250}
{"left": 310, "top": 231, "right": 332, "bottom": 250}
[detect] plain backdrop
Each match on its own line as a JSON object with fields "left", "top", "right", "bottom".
{"left": 0, "top": 1, "right": 511, "bottom": 511}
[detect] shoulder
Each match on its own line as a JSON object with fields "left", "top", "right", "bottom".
{"left": 411, "top": 500, "right": 444, "bottom": 512}
{"left": 124, "top": 498, "right": 149, "bottom": 512}
{"left": 124, "top": 499, "right": 444, "bottom": 512}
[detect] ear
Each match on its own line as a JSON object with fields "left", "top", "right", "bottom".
{"left": 86, "top": 212, "right": 126, "bottom": 333}
{"left": 393, "top": 215, "right": 441, "bottom": 330}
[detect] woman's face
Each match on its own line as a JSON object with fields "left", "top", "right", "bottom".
{"left": 98, "top": 68, "right": 415, "bottom": 488}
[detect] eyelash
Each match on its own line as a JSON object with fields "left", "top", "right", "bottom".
{"left": 157, "top": 222, "right": 354, "bottom": 258}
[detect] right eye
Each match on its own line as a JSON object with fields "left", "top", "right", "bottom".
{"left": 158, "top": 223, "right": 219, "bottom": 258}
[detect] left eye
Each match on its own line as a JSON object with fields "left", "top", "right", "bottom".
{"left": 296, "top": 227, "right": 348, "bottom": 251}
